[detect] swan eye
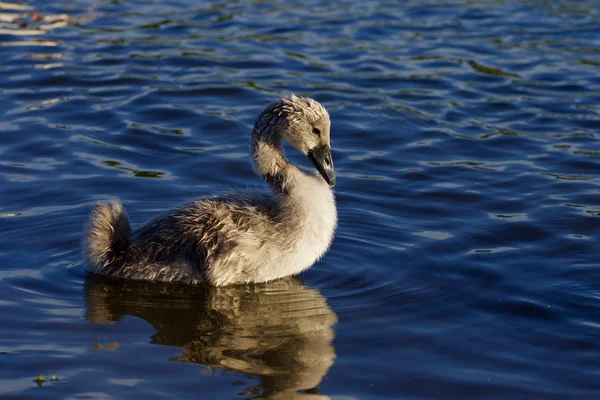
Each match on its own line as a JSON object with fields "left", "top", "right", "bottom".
{"left": 312, "top": 127, "right": 321, "bottom": 135}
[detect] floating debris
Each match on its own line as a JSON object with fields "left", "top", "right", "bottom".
{"left": 34, "top": 374, "right": 57, "bottom": 386}
{"left": 34, "top": 374, "right": 45, "bottom": 386}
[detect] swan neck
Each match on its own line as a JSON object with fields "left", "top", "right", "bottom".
{"left": 250, "top": 127, "right": 289, "bottom": 192}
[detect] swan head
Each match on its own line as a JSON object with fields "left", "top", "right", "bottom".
{"left": 254, "top": 94, "right": 335, "bottom": 187}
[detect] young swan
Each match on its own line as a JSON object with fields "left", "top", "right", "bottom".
{"left": 83, "top": 95, "right": 337, "bottom": 286}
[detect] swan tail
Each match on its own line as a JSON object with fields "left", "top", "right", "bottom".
{"left": 84, "top": 200, "right": 131, "bottom": 272}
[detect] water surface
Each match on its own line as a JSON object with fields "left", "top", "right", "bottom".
{"left": 1, "top": 0, "right": 600, "bottom": 398}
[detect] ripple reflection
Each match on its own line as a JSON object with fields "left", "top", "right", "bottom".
{"left": 84, "top": 275, "right": 337, "bottom": 399}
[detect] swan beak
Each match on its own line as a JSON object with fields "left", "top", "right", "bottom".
{"left": 308, "top": 145, "right": 336, "bottom": 187}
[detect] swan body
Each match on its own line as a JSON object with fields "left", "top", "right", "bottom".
{"left": 83, "top": 95, "right": 337, "bottom": 286}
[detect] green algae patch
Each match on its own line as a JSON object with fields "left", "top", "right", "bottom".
{"left": 467, "top": 60, "right": 519, "bottom": 78}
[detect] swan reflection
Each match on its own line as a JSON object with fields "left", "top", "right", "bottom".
{"left": 84, "top": 275, "right": 337, "bottom": 399}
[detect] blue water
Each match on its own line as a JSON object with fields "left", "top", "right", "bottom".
{"left": 1, "top": 0, "right": 600, "bottom": 398}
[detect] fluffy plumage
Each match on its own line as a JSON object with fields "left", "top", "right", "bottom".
{"left": 83, "top": 95, "right": 337, "bottom": 286}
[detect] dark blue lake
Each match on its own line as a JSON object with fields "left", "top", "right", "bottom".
{"left": 1, "top": 0, "right": 600, "bottom": 398}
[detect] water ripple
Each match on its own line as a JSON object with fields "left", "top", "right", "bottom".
{"left": 1, "top": 0, "right": 600, "bottom": 398}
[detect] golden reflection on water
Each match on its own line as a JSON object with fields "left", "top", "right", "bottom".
{"left": 84, "top": 276, "right": 337, "bottom": 399}
{"left": 0, "top": 2, "right": 80, "bottom": 48}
